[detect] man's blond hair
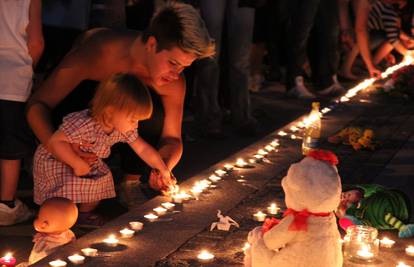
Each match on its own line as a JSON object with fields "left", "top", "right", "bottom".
{"left": 143, "top": 2, "right": 215, "bottom": 59}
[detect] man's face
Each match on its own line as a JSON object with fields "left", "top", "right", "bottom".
{"left": 145, "top": 37, "right": 197, "bottom": 87}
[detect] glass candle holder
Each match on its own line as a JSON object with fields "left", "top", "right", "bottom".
{"left": 343, "top": 225, "right": 379, "bottom": 262}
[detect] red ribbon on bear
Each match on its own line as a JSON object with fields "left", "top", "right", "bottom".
{"left": 283, "top": 208, "right": 331, "bottom": 231}
{"left": 261, "top": 217, "right": 281, "bottom": 234}
{"left": 307, "top": 150, "right": 339, "bottom": 166}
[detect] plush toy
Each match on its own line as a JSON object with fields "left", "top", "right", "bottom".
{"left": 328, "top": 127, "right": 377, "bottom": 150}
{"left": 337, "top": 184, "right": 414, "bottom": 238}
{"left": 24, "top": 197, "right": 78, "bottom": 265}
{"left": 244, "top": 150, "right": 343, "bottom": 267}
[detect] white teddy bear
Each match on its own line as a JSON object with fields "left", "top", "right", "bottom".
{"left": 245, "top": 150, "right": 343, "bottom": 267}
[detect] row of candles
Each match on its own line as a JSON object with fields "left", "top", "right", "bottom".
{"left": 3, "top": 56, "right": 414, "bottom": 267}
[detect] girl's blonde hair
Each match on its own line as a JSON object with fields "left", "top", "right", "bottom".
{"left": 91, "top": 73, "right": 153, "bottom": 124}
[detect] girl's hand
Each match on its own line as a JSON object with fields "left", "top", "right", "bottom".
{"left": 70, "top": 143, "right": 97, "bottom": 164}
{"left": 149, "top": 169, "right": 176, "bottom": 192}
{"left": 368, "top": 66, "right": 381, "bottom": 78}
{"left": 73, "top": 160, "right": 91, "bottom": 177}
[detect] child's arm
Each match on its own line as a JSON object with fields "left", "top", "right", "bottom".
{"left": 27, "top": 0, "right": 44, "bottom": 67}
{"left": 48, "top": 130, "right": 90, "bottom": 176}
{"left": 129, "top": 137, "right": 173, "bottom": 188}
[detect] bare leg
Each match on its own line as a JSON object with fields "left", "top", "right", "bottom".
{"left": 373, "top": 42, "right": 394, "bottom": 65}
{"left": 339, "top": 45, "right": 359, "bottom": 80}
{"left": 78, "top": 201, "right": 100, "bottom": 212}
{"left": 0, "top": 159, "right": 21, "bottom": 201}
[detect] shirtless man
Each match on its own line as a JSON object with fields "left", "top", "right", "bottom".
{"left": 27, "top": 3, "right": 215, "bottom": 200}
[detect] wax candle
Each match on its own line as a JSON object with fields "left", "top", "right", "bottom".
{"left": 215, "top": 169, "right": 227, "bottom": 176}
{"left": 278, "top": 131, "right": 287, "bottom": 136}
{"left": 129, "top": 221, "right": 144, "bottom": 231}
{"left": 267, "top": 203, "right": 280, "bottom": 215}
{"left": 209, "top": 174, "right": 221, "bottom": 183}
{"left": 68, "top": 254, "right": 85, "bottom": 265}
{"left": 81, "top": 248, "right": 98, "bottom": 257}
{"left": 49, "top": 259, "right": 67, "bottom": 267}
{"left": 242, "top": 242, "right": 251, "bottom": 251}
{"left": 406, "top": 246, "right": 414, "bottom": 257}
{"left": 396, "top": 262, "right": 411, "bottom": 267}
{"left": 264, "top": 145, "right": 275, "bottom": 152}
{"left": 0, "top": 253, "right": 16, "bottom": 267}
{"left": 161, "top": 202, "right": 175, "bottom": 210}
{"left": 103, "top": 234, "right": 119, "bottom": 247}
{"left": 120, "top": 228, "right": 135, "bottom": 238}
{"left": 379, "top": 237, "right": 395, "bottom": 248}
{"left": 224, "top": 164, "right": 234, "bottom": 171}
{"left": 356, "top": 246, "right": 374, "bottom": 260}
{"left": 235, "top": 158, "right": 248, "bottom": 168}
{"left": 197, "top": 250, "right": 214, "bottom": 263}
{"left": 257, "top": 149, "right": 268, "bottom": 156}
{"left": 144, "top": 213, "right": 159, "bottom": 222}
{"left": 253, "top": 211, "right": 266, "bottom": 222}
{"left": 270, "top": 140, "right": 279, "bottom": 147}
{"left": 153, "top": 207, "right": 167, "bottom": 216}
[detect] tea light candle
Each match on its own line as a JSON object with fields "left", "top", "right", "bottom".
{"left": 197, "top": 250, "right": 215, "bottom": 263}
{"left": 290, "top": 126, "right": 299, "bottom": 132}
{"left": 209, "top": 174, "right": 221, "bottom": 182}
{"left": 264, "top": 145, "right": 275, "bottom": 152}
{"left": 129, "top": 221, "right": 144, "bottom": 231}
{"left": 406, "top": 246, "right": 414, "bottom": 256}
{"left": 278, "top": 130, "right": 287, "bottom": 136}
{"left": 120, "top": 228, "right": 135, "bottom": 238}
{"left": 290, "top": 134, "right": 299, "bottom": 140}
{"left": 253, "top": 211, "right": 267, "bottom": 222}
{"left": 270, "top": 140, "right": 279, "bottom": 147}
{"left": 253, "top": 154, "right": 264, "bottom": 161}
{"left": 257, "top": 149, "right": 268, "bottom": 156}
{"left": 103, "top": 234, "right": 119, "bottom": 247}
{"left": 144, "top": 213, "right": 159, "bottom": 222}
{"left": 242, "top": 242, "right": 251, "bottom": 251}
{"left": 224, "top": 164, "right": 234, "bottom": 171}
{"left": 0, "top": 253, "right": 16, "bottom": 267}
{"left": 267, "top": 203, "right": 280, "bottom": 215}
{"left": 215, "top": 169, "right": 227, "bottom": 176}
{"left": 68, "top": 254, "right": 85, "bottom": 265}
{"left": 153, "top": 206, "right": 167, "bottom": 216}
{"left": 191, "top": 187, "right": 203, "bottom": 199}
{"left": 356, "top": 246, "right": 374, "bottom": 260}
{"left": 81, "top": 248, "right": 98, "bottom": 257}
{"left": 49, "top": 260, "right": 67, "bottom": 267}
{"left": 235, "top": 158, "right": 248, "bottom": 168}
{"left": 379, "top": 237, "right": 395, "bottom": 248}
{"left": 161, "top": 202, "right": 175, "bottom": 210}
{"left": 396, "top": 262, "right": 411, "bottom": 267}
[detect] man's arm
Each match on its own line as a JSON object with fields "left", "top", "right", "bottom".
{"left": 26, "top": 44, "right": 95, "bottom": 148}
{"left": 26, "top": 0, "right": 44, "bottom": 67}
{"left": 157, "top": 75, "right": 186, "bottom": 170}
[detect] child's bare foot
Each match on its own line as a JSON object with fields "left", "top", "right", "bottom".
{"left": 338, "top": 70, "right": 359, "bottom": 81}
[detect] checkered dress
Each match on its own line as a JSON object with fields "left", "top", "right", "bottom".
{"left": 33, "top": 109, "right": 138, "bottom": 204}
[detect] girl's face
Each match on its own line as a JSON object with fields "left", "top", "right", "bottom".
{"left": 110, "top": 110, "right": 140, "bottom": 133}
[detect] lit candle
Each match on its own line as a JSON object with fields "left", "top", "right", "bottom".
{"left": 0, "top": 253, "right": 16, "bottom": 267}
{"left": 215, "top": 169, "right": 227, "bottom": 176}
{"left": 103, "top": 234, "right": 119, "bottom": 247}
{"left": 406, "top": 246, "right": 414, "bottom": 257}
{"left": 161, "top": 202, "right": 175, "bottom": 210}
{"left": 49, "top": 260, "right": 67, "bottom": 267}
{"left": 270, "top": 140, "right": 279, "bottom": 147}
{"left": 144, "top": 213, "right": 159, "bottom": 222}
{"left": 356, "top": 246, "right": 374, "bottom": 260}
{"left": 81, "top": 248, "right": 98, "bottom": 257}
{"left": 253, "top": 211, "right": 267, "bottom": 222}
{"left": 67, "top": 254, "right": 85, "bottom": 265}
{"left": 278, "top": 131, "right": 287, "bottom": 136}
{"left": 197, "top": 250, "right": 215, "bottom": 263}
{"left": 224, "top": 164, "right": 234, "bottom": 171}
{"left": 257, "top": 149, "right": 268, "bottom": 156}
{"left": 235, "top": 158, "right": 248, "bottom": 168}
{"left": 290, "top": 126, "right": 299, "bottom": 132}
{"left": 191, "top": 187, "right": 203, "bottom": 199}
{"left": 209, "top": 174, "right": 221, "bottom": 183}
{"left": 242, "top": 242, "right": 251, "bottom": 251}
{"left": 267, "top": 203, "right": 280, "bottom": 215}
{"left": 264, "top": 145, "right": 275, "bottom": 152}
{"left": 119, "top": 228, "right": 135, "bottom": 238}
{"left": 153, "top": 206, "right": 167, "bottom": 216}
{"left": 379, "top": 237, "right": 395, "bottom": 248}
{"left": 396, "top": 262, "right": 411, "bottom": 267}
{"left": 253, "top": 154, "right": 264, "bottom": 162}
{"left": 129, "top": 221, "right": 144, "bottom": 231}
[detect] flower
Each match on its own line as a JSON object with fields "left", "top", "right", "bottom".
{"left": 307, "top": 150, "right": 339, "bottom": 166}
{"left": 262, "top": 217, "right": 281, "bottom": 234}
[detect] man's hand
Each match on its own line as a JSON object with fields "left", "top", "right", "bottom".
{"left": 70, "top": 143, "right": 97, "bottom": 164}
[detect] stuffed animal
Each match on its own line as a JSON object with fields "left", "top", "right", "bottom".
{"left": 328, "top": 127, "right": 377, "bottom": 150}
{"left": 244, "top": 150, "right": 343, "bottom": 267}
{"left": 18, "top": 198, "right": 78, "bottom": 266}
{"left": 337, "top": 184, "right": 414, "bottom": 238}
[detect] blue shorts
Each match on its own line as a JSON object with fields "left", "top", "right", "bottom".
{"left": 0, "top": 99, "right": 35, "bottom": 159}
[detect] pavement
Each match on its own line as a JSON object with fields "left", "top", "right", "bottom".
{"left": 1, "top": 79, "right": 414, "bottom": 267}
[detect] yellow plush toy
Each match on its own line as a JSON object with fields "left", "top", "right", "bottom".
{"left": 328, "top": 127, "right": 377, "bottom": 151}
